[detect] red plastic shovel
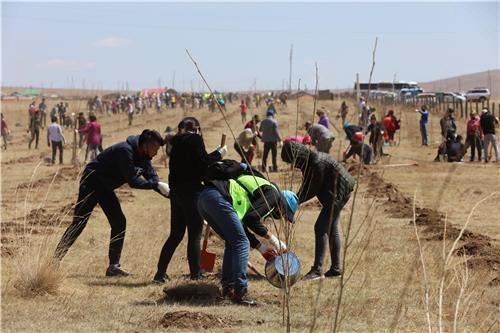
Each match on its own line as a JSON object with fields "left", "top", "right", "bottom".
{"left": 200, "top": 224, "right": 216, "bottom": 272}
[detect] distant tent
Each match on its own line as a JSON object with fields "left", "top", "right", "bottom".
{"left": 19, "top": 89, "right": 40, "bottom": 96}
{"left": 142, "top": 88, "right": 166, "bottom": 95}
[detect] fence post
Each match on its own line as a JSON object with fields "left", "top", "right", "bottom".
{"left": 465, "top": 101, "right": 468, "bottom": 117}
{"left": 460, "top": 101, "right": 464, "bottom": 118}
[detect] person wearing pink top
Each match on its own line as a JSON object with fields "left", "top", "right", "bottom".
{"left": 79, "top": 114, "right": 102, "bottom": 162}
{"left": 240, "top": 99, "right": 248, "bottom": 124}
{"left": 466, "top": 112, "right": 482, "bottom": 162}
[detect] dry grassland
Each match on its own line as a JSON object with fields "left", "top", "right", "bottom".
{"left": 1, "top": 95, "right": 499, "bottom": 332}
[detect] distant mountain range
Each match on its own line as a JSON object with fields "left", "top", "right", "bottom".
{"left": 419, "top": 69, "right": 499, "bottom": 98}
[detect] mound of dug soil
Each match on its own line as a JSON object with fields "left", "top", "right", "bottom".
{"left": 159, "top": 311, "right": 240, "bottom": 330}
{"left": 365, "top": 168, "right": 500, "bottom": 274}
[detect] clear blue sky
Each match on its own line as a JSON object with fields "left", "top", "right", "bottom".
{"left": 2, "top": 1, "right": 499, "bottom": 91}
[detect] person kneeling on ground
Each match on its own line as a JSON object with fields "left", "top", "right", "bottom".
{"left": 446, "top": 134, "right": 466, "bottom": 162}
{"left": 197, "top": 163, "right": 298, "bottom": 305}
{"left": 281, "top": 141, "right": 355, "bottom": 280}
{"left": 342, "top": 132, "right": 373, "bottom": 165}
{"left": 54, "top": 129, "right": 169, "bottom": 277}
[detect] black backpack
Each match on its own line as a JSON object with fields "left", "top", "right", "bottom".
{"left": 205, "top": 159, "right": 266, "bottom": 181}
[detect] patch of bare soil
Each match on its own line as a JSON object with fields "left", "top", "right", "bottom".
{"left": 21, "top": 208, "right": 71, "bottom": 227}
{"left": 17, "top": 167, "right": 80, "bottom": 189}
{"left": 365, "top": 169, "right": 500, "bottom": 273}
{"left": 1, "top": 235, "right": 24, "bottom": 257}
{"left": 454, "top": 240, "right": 500, "bottom": 271}
{"left": 162, "top": 283, "right": 221, "bottom": 304}
{"left": 2, "top": 155, "right": 36, "bottom": 165}
{"left": 488, "top": 276, "right": 500, "bottom": 287}
{"left": 159, "top": 311, "right": 241, "bottom": 330}
{"left": 347, "top": 163, "right": 371, "bottom": 176}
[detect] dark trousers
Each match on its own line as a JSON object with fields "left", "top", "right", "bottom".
{"left": 55, "top": 176, "right": 127, "bottom": 265}
{"left": 29, "top": 129, "right": 39, "bottom": 149}
{"left": 51, "top": 140, "right": 63, "bottom": 164}
{"left": 156, "top": 191, "right": 203, "bottom": 278}
{"left": 313, "top": 200, "right": 342, "bottom": 271}
{"left": 262, "top": 141, "right": 277, "bottom": 171}
{"left": 468, "top": 135, "right": 482, "bottom": 161}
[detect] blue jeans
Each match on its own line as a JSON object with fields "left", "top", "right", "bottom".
{"left": 197, "top": 186, "right": 249, "bottom": 295}
{"left": 420, "top": 122, "right": 427, "bottom": 145}
{"left": 468, "top": 135, "right": 482, "bottom": 161}
{"left": 51, "top": 140, "right": 63, "bottom": 164}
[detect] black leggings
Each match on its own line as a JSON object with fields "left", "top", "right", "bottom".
{"left": 55, "top": 176, "right": 126, "bottom": 265}
{"left": 156, "top": 191, "right": 203, "bottom": 277}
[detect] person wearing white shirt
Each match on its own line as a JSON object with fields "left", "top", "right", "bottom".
{"left": 47, "top": 116, "right": 66, "bottom": 164}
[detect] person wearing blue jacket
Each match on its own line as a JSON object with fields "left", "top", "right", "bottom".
{"left": 54, "top": 129, "right": 170, "bottom": 277}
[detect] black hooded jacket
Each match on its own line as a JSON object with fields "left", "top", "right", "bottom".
{"left": 168, "top": 132, "right": 221, "bottom": 194}
{"left": 84, "top": 135, "right": 159, "bottom": 191}
{"left": 281, "top": 141, "right": 355, "bottom": 208}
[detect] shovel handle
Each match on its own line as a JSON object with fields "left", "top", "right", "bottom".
{"left": 202, "top": 223, "right": 210, "bottom": 251}
{"left": 220, "top": 133, "right": 226, "bottom": 146}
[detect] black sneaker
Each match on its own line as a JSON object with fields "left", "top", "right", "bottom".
{"left": 105, "top": 264, "right": 130, "bottom": 277}
{"left": 303, "top": 268, "right": 324, "bottom": 281}
{"left": 231, "top": 293, "right": 259, "bottom": 306}
{"left": 153, "top": 273, "right": 170, "bottom": 284}
{"left": 324, "top": 268, "right": 342, "bottom": 277}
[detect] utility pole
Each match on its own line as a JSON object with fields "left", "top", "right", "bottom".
{"left": 288, "top": 43, "right": 293, "bottom": 92}
{"left": 172, "top": 71, "right": 176, "bottom": 89}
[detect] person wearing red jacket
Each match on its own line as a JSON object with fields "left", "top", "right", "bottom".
{"left": 383, "top": 110, "right": 400, "bottom": 145}
{"left": 466, "top": 112, "right": 482, "bottom": 162}
{"left": 79, "top": 113, "right": 102, "bottom": 162}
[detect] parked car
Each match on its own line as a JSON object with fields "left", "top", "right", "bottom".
{"left": 465, "top": 88, "right": 490, "bottom": 102}
{"left": 443, "top": 92, "right": 466, "bottom": 102}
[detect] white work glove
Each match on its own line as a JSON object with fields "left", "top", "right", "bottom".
{"left": 257, "top": 243, "right": 278, "bottom": 261}
{"left": 269, "top": 234, "right": 287, "bottom": 253}
{"left": 217, "top": 145, "right": 228, "bottom": 158}
{"left": 157, "top": 182, "right": 170, "bottom": 198}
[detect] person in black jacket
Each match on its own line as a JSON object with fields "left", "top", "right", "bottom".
{"left": 281, "top": 141, "right": 355, "bottom": 280}
{"left": 153, "top": 117, "right": 227, "bottom": 283}
{"left": 54, "top": 129, "right": 169, "bottom": 277}
{"left": 480, "top": 108, "right": 499, "bottom": 163}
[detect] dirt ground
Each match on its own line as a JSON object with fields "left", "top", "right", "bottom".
{"left": 1, "top": 95, "right": 499, "bottom": 332}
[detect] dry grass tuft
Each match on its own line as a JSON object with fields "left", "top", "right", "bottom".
{"left": 13, "top": 254, "right": 64, "bottom": 297}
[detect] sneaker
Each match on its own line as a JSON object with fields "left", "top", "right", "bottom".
{"left": 153, "top": 273, "right": 170, "bottom": 284}
{"left": 324, "top": 268, "right": 342, "bottom": 278}
{"left": 302, "top": 268, "right": 324, "bottom": 281}
{"left": 105, "top": 264, "right": 130, "bottom": 277}
{"left": 231, "top": 293, "right": 258, "bottom": 306}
